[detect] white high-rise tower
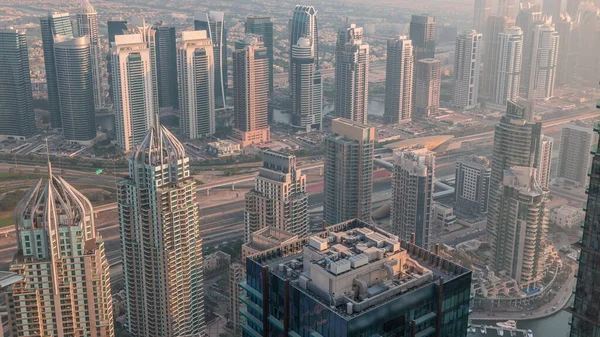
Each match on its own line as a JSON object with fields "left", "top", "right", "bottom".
{"left": 453, "top": 30, "right": 482, "bottom": 110}
{"left": 177, "top": 30, "right": 215, "bottom": 139}
{"left": 111, "top": 34, "right": 159, "bottom": 152}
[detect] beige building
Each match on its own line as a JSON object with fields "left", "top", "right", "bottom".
{"left": 550, "top": 205, "right": 585, "bottom": 229}
{"left": 492, "top": 166, "right": 549, "bottom": 287}
{"left": 232, "top": 35, "right": 270, "bottom": 147}
{"left": 558, "top": 123, "right": 596, "bottom": 186}
{"left": 537, "top": 135, "right": 553, "bottom": 188}
{"left": 324, "top": 118, "right": 375, "bottom": 225}
{"left": 413, "top": 58, "right": 441, "bottom": 119}
{"left": 228, "top": 263, "right": 245, "bottom": 336}
{"left": 7, "top": 164, "right": 114, "bottom": 337}
{"left": 334, "top": 24, "right": 370, "bottom": 124}
{"left": 390, "top": 146, "right": 435, "bottom": 249}
{"left": 207, "top": 139, "right": 241, "bottom": 157}
{"left": 244, "top": 150, "right": 308, "bottom": 242}
{"left": 118, "top": 123, "right": 205, "bottom": 336}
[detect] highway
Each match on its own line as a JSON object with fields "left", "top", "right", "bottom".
{"left": 0, "top": 104, "right": 595, "bottom": 282}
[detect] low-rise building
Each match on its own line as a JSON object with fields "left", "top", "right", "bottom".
{"left": 432, "top": 203, "right": 457, "bottom": 230}
{"left": 206, "top": 139, "right": 241, "bottom": 157}
{"left": 550, "top": 205, "right": 585, "bottom": 229}
{"left": 204, "top": 251, "right": 231, "bottom": 272}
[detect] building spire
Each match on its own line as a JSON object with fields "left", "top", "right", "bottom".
{"left": 45, "top": 138, "right": 53, "bottom": 179}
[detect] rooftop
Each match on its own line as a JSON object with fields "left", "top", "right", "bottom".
{"left": 249, "top": 220, "right": 470, "bottom": 319}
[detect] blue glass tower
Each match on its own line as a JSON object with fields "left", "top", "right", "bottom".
{"left": 240, "top": 219, "right": 472, "bottom": 337}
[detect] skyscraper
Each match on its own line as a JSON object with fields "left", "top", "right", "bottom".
{"left": 474, "top": 0, "right": 492, "bottom": 33}
{"left": 410, "top": 14, "right": 436, "bottom": 60}
{"left": 455, "top": 155, "right": 491, "bottom": 216}
{"left": 0, "top": 29, "right": 36, "bottom": 139}
{"left": 413, "top": 58, "right": 441, "bottom": 119}
{"left": 241, "top": 219, "right": 472, "bottom": 337}
{"left": 573, "top": 2, "right": 600, "bottom": 83}
{"left": 527, "top": 23, "right": 559, "bottom": 100}
{"left": 177, "top": 30, "right": 215, "bottom": 139}
{"left": 323, "top": 118, "right": 374, "bottom": 225}
{"left": 492, "top": 166, "right": 548, "bottom": 286}
{"left": 335, "top": 24, "right": 369, "bottom": 124}
{"left": 390, "top": 147, "right": 435, "bottom": 249}
{"left": 290, "top": 5, "right": 319, "bottom": 90}
{"left": 568, "top": 122, "right": 600, "bottom": 337}
{"left": 153, "top": 22, "right": 178, "bottom": 108}
{"left": 537, "top": 135, "right": 553, "bottom": 188}
{"left": 8, "top": 162, "right": 113, "bottom": 337}
{"left": 54, "top": 35, "right": 97, "bottom": 142}
{"left": 291, "top": 37, "right": 322, "bottom": 131}
{"left": 480, "top": 16, "right": 515, "bottom": 102}
{"left": 384, "top": 36, "right": 414, "bottom": 123}
{"left": 40, "top": 12, "right": 74, "bottom": 128}
{"left": 555, "top": 14, "right": 575, "bottom": 86}
{"left": 76, "top": 0, "right": 103, "bottom": 109}
{"left": 493, "top": 27, "right": 523, "bottom": 106}
{"left": 111, "top": 34, "right": 158, "bottom": 152}
{"left": 453, "top": 30, "right": 482, "bottom": 110}
{"left": 232, "top": 36, "right": 270, "bottom": 147}
{"left": 107, "top": 19, "right": 128, "bottom": 103}
{"left": 118, "top": 122, "right": 205, "bottom": 337}
{"left": 487, "top": 98, "right": 542, "bottom": 250}
{"left": 244, "top": 150, "right": 309, "bottom": 242}
{"left": 228, "top": 262, "right": 244, "bottom": 337}
{"left": 558, "top": 124, "right": 596, "bottom": 186}
{"left": 195, "top": 11, "right": 228, "bottom": 109}
{"left": 516, "top": 5, "right": 545, "bottom": 95}
{"left": 246, "top": 16, "right": 274, "bottom": 93}
{"left": 127, "top": 19, "right": 160, "bottom": 114}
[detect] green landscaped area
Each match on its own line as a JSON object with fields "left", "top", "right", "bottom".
{"left": 0, "top": 172, "right": 44, "bottom": 182}
{"left": 0, "top": 216, "right": 14, "bottom": 228}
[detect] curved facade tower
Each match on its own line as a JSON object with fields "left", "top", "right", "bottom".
{"left": 493, "top": 167, "right": 548, "bottom": 288}
{"left": 76, "top": 0, "right": 103, "bottom": 109}
{"left": 118, "top": 122, "right": 205, "bottom": 336}
{"left": 54, "top": 35, "right": 97, "bottom": 142}
{"left": 7, "top": 164, "right": 114, "bottom": 337}
{"left": 487, "top": 98, "right": 542, "bottom": 266}
{"left": 291, "top": 37, "right": 322, "bottom": 131}
{"left": 195, "top": 11, "right": 228, "bottom": 109}
{"left": 290, "top": 5, "right": 318, "bottom": 92}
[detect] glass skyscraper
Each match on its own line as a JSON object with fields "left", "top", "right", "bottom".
{"left": 0, "top": 28, "right": 36, "bottom": 138}
{"left": 195, "top": 11, "right": 228, "bottom": 109}
{"left": 240, "top": 219, "right": 472, "bottom": 337}
{"left": 40, "top": 12, "right": 74, "bottom": 128}
{"left": 568, "top": 121, "right": 600, "bottom": 336}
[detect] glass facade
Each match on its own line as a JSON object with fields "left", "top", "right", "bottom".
{"left": 241, "top": 221, "right": 471, "bottom": 337}
{"left": 569, "top": 125, "right": 600, "bottom": 337}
